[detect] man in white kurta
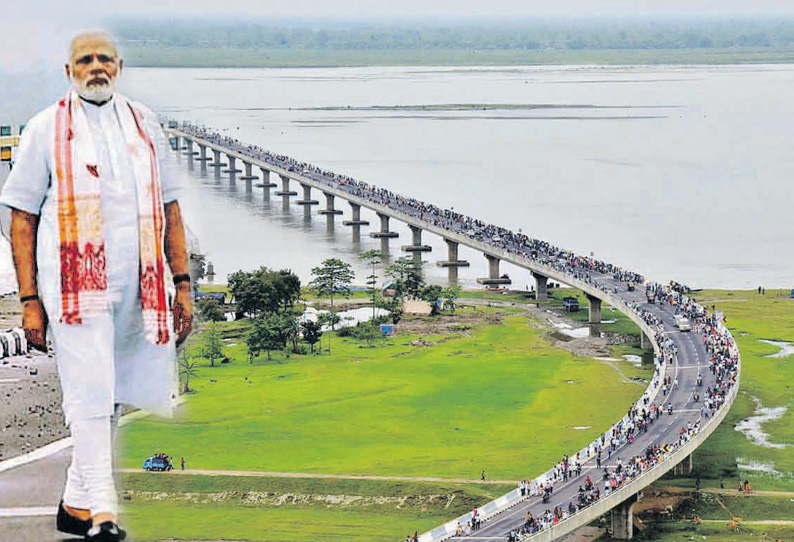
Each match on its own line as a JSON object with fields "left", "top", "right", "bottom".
{"left": 1, "top": 31, "right": 192, "bottom": 541}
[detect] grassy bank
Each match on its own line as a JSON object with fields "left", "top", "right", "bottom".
{"left": 122, "top": 45, "right": 794, "bottom": 68}
{"left": 119, "top": 307, "right": 648, "bottom": 479}
{"left": 119, "top": 471, "right": 511, "bottom": 541}
{"left": 123, "top": 502, "right": 447, "bottom": 542}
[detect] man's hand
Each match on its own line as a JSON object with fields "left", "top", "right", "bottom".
{"left": 22, "top": 299, "right": 48, "bottom": 352}
{"left": 172, "top": 284, "right": 193, "bottom": 347}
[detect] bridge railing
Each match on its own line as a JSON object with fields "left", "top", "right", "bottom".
{"left": 516, "top": 351, "right": 740, "bottom": 542}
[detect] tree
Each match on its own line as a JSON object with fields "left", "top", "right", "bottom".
{"left": 227, "top": 267, "right": 302, "bottom": 318}
{"left": 178, "top": 350, "right": 200, "bottom": 393}
{"left": 275, "top": 312, "right": 301, "bottom": 353}
{"left": 247, "top": 314, "right": 282, "bottom": 361}
{"left": 310, "top": 258, "right": 354, "bottom": 311}
{"left": 360, "top": 249, "right": 383, "bottom": 319}
{"left": 189, "top": 252, "right": 206, "bottom": 287}
{"left": 200, "top": 322, "right": 224, "bottom": 367}
{"left": 351, "top": 321, "right": 384, "bottom": 347}
{"left": 228, "top": 269, "right": 273, "bottom": 318}
{"left": 420, "top": 284, "right": 443, "bottom": 305}
{"left": 301, "top": 320, "right": 323, "bottom": 353}
{"left": 196, "top": 297, "right": 225, "bottom": 322}
{"left": 386, "top": 256, "right": 424, "bottom": 300}
{"left": 271, "top": 269, "right": 302, "bottom": 312}
{"left": 317, "top": 311, "right": 341, "bottom": 354}
{"left": 441, "top": 284, "right": 463, "bottom": 313}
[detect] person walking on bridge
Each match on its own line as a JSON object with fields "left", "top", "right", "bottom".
{"left": 1, "top": 30, "right": 193, "bottom": 541}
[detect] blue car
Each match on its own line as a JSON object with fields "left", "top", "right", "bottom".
{"left": 142, "top": 455, "right": 173, "bottom": 471}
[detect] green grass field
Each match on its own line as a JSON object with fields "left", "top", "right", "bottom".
{"left": 631, "top": 523, "right": 794, "bottom": 542}
{"left": 663, "top": 289, "right": 794, "bottom": 490}
{"left": 120, "top": 309, "right": 649, "bottom": 478}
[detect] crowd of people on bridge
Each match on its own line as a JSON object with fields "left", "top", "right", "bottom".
{"left": 168, "top": 122, "right": 740, "bottom": 542}
{"left": 174, "top": 123, "right": 646, "bottom": 292}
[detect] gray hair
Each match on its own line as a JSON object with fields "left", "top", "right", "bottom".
{"left": 68, "top": 30, "right": 121, "bottom": 60}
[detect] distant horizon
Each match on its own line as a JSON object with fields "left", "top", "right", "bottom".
{"left": 107, "top": 13, "right": 794, "bottom": 24}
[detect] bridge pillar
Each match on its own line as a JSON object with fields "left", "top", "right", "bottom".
{"left": 183, "top": 138, "right": 198, "bottom": 157}
{"left": 477, "top": 254, "right": 511, "bottom": 285}
{"left": 196, "top": 144, "right": 211, "bottom": 169}
{"left": 586, "top": 294, "right": 602, "bottom": 324}
{"left": 257, "top": 168, "right": 277, "bottom": 192}
{"left": 296, "top": 183, "right": 319, "bottom": 206}
{"left": 319, "top": 192, "right": 343, "bottom": 215}
{"left": 437, "top": 239, "right": 470, "bottom": 268}
{"left": 240, "top": 161, "right": 258, "bottom": 181}
{"left": 370, "top": 213, "right": 398, "bottom": 238}
{"left": 402, "top": 225, "right": 432, "bottom": 252}
{"left": 170, "top": 134, "right": 180, "bottom": 151}
{"left": 209, "top": 149, "right": 226, "bottom": 168}
{"left": 343, "top": 202, "right": 370, "bottom": 226}
{"left": 531, "top": 271, "right": 549, "bottom": 301}
{"left": 674, "top": 454, "right": 693, "bottom": 476}
{"left": 641, "top": 332, "right": 652, "bottom": 350}
{"left": 275, "top": 175, "right": 297, "bottom": 198}
{"left": 224, "top": 155, "right": 242, "bottom": 174}
{"left": 611, "top": 491, "right": 642, "bottom": 540}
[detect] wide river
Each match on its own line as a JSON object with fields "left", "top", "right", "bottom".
{"left": 2, "top": 64, "right": 792, "bottom": 291}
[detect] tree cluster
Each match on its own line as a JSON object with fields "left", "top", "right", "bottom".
{"left": 114, "top": 18, "right": 794, "bottom": 52}
{"left": 228, "top": 266, "right": 301, "bottom": 319}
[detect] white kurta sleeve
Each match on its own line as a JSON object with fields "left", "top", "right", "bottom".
{"left": 135, "top": 102, "right": 184, "bottom": 204}
{"left": 0, "top": 110, "right": 53, "bottom": 215}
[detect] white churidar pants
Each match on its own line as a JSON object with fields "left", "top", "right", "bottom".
{"left": 48, "top": 282, "right": 177, "bottom": 516}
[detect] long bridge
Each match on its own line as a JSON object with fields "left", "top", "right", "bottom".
{"left": 162, "top": 121, "right": 740, "bottom": 542}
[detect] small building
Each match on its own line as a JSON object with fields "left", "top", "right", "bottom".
{"left": 403, "top": 299, "right": 433, "bottom": 316}
{"left": 380, "top": 324, "right": 395, "bottom": 336}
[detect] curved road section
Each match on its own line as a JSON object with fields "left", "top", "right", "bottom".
{"left": 165, "top": 123, "right": 741, "bottom": 542}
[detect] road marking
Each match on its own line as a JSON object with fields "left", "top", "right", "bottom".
{"left": 0, "top": 378, "right": 20, "bottom": 384}
{"left": 0, "top": 507, "right": 54, "bottom": 517}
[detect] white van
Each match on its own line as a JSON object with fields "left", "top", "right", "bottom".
{"left": 675, "top": 315, "right": 691, "bottom": 332}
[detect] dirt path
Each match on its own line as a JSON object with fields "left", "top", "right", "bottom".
{"left": 700, "top": 520, "right": 794, "bottom": 525}
{"left": 662, "top": 486, "right": 794, "bottom": 498}
{"left": 119, "top": 467, "right": 518, "bottom": 485}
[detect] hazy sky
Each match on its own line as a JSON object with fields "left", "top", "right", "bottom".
{"left": 8, "top": 0, "right": 794, "bottom": 21}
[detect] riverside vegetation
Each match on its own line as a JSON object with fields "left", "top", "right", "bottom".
{"left": 113, "top": 18, "right": 794, "bottom": 67}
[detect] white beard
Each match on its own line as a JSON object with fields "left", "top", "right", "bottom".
{"left": 71, "top": 77, "right": 116, "bottom": 103}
